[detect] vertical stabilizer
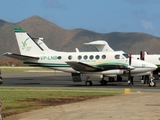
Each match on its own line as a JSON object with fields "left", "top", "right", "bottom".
{"left": 33, "top": 37, "right": 49, "bottom": 51}
{"left": 14, "top": 28, "right": 43, "bottom": 56}
{"left": 84, "top": 40, "right": 114, "bottom": 52}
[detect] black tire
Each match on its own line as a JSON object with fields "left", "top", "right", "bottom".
{"left": 117, "top": 75, "right": 122, "bottom": 81}
{"left": 149, "top": 81, "right": 156, "bottom": 87}
{"left": 0, "top": 76, "right": 3, "bottom": 84}
{"left": 85, "top": 81, "right": 92, "bottom": 86}
{"left": 101, "top": 80, "right": 107, "bottom": 86}
{"left": 108, "top": 77, "right": 114, "bottom": 82}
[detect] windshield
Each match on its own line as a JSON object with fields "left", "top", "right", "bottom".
{"left": 123, "top": 53, "right": 129, "bottom": 58}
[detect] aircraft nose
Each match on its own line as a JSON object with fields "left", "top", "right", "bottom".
{"left": 148, "top": 62, "right": 157, "bottom": 71}
{"left": 153, "top": 64, "right": 158, "bottom": 70}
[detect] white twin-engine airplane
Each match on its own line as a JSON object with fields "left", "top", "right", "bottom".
{"left": 4, "top": 28, "right": 157, "bottom": 87}
{"left": 85, "top": 40, "right": 160, "bottom": 86}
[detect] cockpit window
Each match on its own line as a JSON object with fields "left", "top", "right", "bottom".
{"left": 115, "top": 55, "right": 120, "bottom": 59}
{"left": 123, "top": 54, "right": 129, "bottom": 58}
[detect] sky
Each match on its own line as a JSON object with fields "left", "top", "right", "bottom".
{"left": 1, "top": 0, "right": 160, "bottom": 37}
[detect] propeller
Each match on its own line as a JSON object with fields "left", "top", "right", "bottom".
{"left": 140, "top": 51, "right": 144, "bottom": 60}
{"left": 140, "top": 51, "right": 145, "bottom": 82}
{"left": 128, "top": 53, "right": 133, "bottom": 85}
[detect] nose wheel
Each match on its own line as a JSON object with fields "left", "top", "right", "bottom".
{"left": 148, "top": 73, "right": 156, "bottom": 87}
{"left": 149, "top": 80, "right": 156, "bottom": 87}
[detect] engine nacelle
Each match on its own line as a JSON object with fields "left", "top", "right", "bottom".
{"left": 102, "top": 69, "right": 124, "bottom": 75}
{"left": 84, "top": 69, "right": 124, "bottom": 78}
{"left": 84, "top": 74, "right": 103, "bottom": 78}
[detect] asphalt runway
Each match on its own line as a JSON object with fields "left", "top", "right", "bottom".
{"left": 1, "top": 71, "right": 160, "bottom": 91}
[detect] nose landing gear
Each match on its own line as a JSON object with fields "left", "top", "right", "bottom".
{"left": 148, "top": 74, "right": 156, "bottom": 87}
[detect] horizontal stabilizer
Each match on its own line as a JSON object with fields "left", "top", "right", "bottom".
{"left": 66, "top": 61, "right": 103, "bottom": 72}
{"left": 4, "top": 52, "right": 39, "bottom": 61}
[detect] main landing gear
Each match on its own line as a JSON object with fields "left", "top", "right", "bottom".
{"left": 85, "top": 77, "right": 108, "bottom": 86}
{"left": 85, "top": 77, "right": 92, "bottom": 86}
{"left": 100, "top": 78, "right": 107, "bottom": 86}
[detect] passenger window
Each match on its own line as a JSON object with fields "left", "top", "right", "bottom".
{"left": 78, "top": 55, "right": 82, "bottom": 60}
{"left": 58, "top": 56, "right": 62, "bottom": 60}
{"left": 68, "top": 55, "right": 72, "bottom": 60}
{"left": 102, "top": 55, "right": 106, "bottom": 59}
{"left": 84, "top": 55, "right": 88, "bottom": 60}
{"left": 115, "top": 55, "right": 120, "bottom": 59}
{"left": 95, "top": 55, "right": 100, "bottom": 59}
{"left": 90, "top": 55, "right": 94, "bottom": 60}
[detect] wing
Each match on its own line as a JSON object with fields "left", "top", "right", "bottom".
{"left": 66, "top": 61, "right": 103, "bottom": 72}
{"left": 4, "top": 52, "right": 39, "bottom": 61}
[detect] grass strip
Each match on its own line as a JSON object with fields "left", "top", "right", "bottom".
{"left": 0, "top": 87, "right": 123, "bottom": 118}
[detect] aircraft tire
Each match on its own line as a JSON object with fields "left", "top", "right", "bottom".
{"left": 100, "top": 80, "right": 107, "bottom": 86}
{"left": 108, "top": 77, "right": 114, "bottom": 82}
{"left": 0, "top": 76, "right": 3, "bottom": 84}
{"left": 149, "top": 81, "right": 156, "bottom": 87}
{"left": 85, "top": 81, "right": 92, "bottom": 86}
{"left": 117, "top": 75, "right": 122, "bottom": 81}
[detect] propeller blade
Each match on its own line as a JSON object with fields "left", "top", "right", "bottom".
{"left": 129, "top": 53, "right": 132, "bottom": 65}
{"left": 128, "top": 53, "right": 132, "bottom": 84}
{"left": 140, "top": 51, "right": 144, "bottom": 60}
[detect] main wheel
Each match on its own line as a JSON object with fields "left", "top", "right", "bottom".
{"left": 85, "top": 81, "right": 92, "bottom": 86}
{"left": 149, "top": 81, "right": 156, "bottom": 87}
{"left": 0, "top": 76, "right": 3, "bottom": 84}
{"left": 117, "top": 75, "right": 122, "bottom": 81}
{"left": 108, "top": 77, "right": 114, "bottom": 82}
{"left": 100, "top": 80, "right": 107, "bottom": 86}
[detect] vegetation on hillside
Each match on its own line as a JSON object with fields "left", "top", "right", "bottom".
{"left": 0, "top": 15, "right": 160, "bottom": 59}
{"left": 0, "top": 58, "right": 24, "bottom": 66}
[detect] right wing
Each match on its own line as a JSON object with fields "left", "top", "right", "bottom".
{"left": 4, "top": 52, "right": 39, "bottom": 61}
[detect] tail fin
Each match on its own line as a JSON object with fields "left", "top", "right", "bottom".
{"left": 33, "top": 37, "right": 50, "bottom": 51}
{"left": 84, "top": 40, "right": 114, "bottom": 52}
{"left": 33, "top": 37, "right": 56, "bottom": 52}
{"left": 14, "top": 28, "right": 43, "bottom": 56}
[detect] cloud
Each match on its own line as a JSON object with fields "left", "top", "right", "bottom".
{"left": 141, "top": 19, "right": 155, "bottom": 31}
{"left": 42, "top": 0, "right": 67, "bottom": 9}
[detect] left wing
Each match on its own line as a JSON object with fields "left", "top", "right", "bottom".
{"left": 66, "top": 61, "right": 103, "bottom": 72}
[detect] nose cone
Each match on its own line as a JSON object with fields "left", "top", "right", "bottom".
{"left": 145, "top": 61, "right": 157, "bottom": 71}
{"left": 131, "top": 59, "right": 157, "bottom": 71}
{"left": 151, "top": 64, "right": 157, "bottom": 71}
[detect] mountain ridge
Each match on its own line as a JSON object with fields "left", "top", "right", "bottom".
{"left": 0, "top": 15, "right": 160, "bottom": 58}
